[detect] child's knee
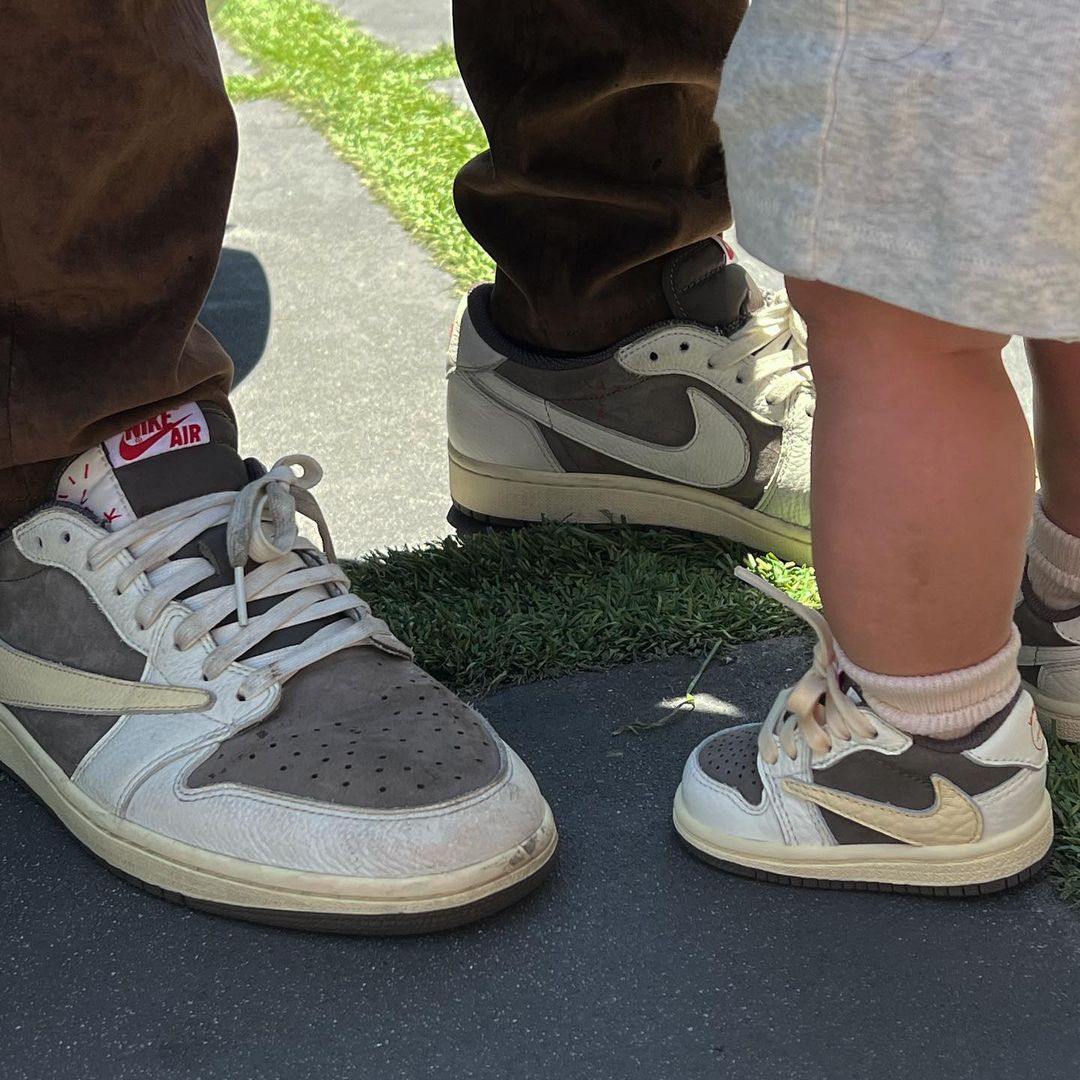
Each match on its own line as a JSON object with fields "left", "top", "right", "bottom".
{"left": 787, "top": 278, "right": 1010, "bottom": 383}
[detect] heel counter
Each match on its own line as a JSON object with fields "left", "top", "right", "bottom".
{"left": 447, "top": 373, "right": 561, "bottom": 472}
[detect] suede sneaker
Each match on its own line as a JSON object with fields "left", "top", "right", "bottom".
{"left": 446, "top": 239, "right": 813, "bottom": 563}
{"left": 0, "top": 403, "right": 556, "bottom": 932}
{"left": 674, "top": 570, "right": 1052, "bottom": 893}
{"left": 1016, "top": 568, "right": 1080, "bottom": 743}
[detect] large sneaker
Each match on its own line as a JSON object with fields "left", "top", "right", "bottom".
{"left": 674, "top": 570, "right": 1053, "bottom": 894}
{"left": 0, "top": 404, "right": 556, "bottom": 932}
{"left": 1016, "top": 568, "right": 1080, "bottom": 742}
{"left": 446, "top": 239, "right": 813, "bottom": 563}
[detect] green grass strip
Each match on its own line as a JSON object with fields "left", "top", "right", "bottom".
{"left": 347, "top": 526, "right": 815, "bottom": 697}
{"left": 215, "top": 0, "right": 494, "bottom": 287}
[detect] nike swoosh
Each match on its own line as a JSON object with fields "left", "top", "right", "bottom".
{"left": 782, "top": 774, "right": 983, "bottom": 846}
{"left": 118, "top": 412, "right": 192, "bottom": 462}
{"left": 472, "top": 373, "right": 750, "bottom": 488}
{"left": 0, "top": 639, "right": 213, "bottom": 715}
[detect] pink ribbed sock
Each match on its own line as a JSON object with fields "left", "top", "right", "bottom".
{"left": 1028, "top": 497, "right": 1080, "bottom": 610}
{"left": 834, "top": 629, "right": 1020, "bottom": 739}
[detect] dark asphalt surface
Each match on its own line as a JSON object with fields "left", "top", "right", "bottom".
{"left": 3, "top": 637, "right": 1079, "bottom": 1080}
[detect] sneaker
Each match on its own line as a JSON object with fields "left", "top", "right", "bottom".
{"left": 0, "top": 404, "right": 556, "bottom": 932}
{"left": 446, "top": 239, "right": 813, "bottom": 563}
{"left": 1016, "top": 568, "right": 1080, "bottom": 743}
{"left": 673, "top": 569, "right": 1053, "bottom": 893}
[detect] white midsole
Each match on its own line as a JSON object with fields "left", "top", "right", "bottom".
{"left": 1022, "top": 681, "right": 1080, "bottom": 744}
{"left": 673, "top": 785, "right": 1053, "bottom": 886}
{"left": 0, "top": 704, "right": 557, "bottom": 915}
{"left": 448, "top": 444, "right": 812, "bottom": 564}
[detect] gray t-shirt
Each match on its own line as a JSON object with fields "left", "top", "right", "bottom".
{"left": 718, "top": 0, "right": 1080, "bottom": 339}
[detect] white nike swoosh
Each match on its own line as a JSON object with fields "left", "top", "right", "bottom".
{"left": 471, "top": 373, "right": 751, "bottom": 488}
{"left": 0, "top": 638, "right": 213, "bottom": 715}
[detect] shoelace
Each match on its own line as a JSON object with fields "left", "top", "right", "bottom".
{"left": 89, "top": 455, "right": 409, "bottom": 701}
{"left": 735, "top": 567, "right": 877, "bottom": 765}
{"left": 721, "top": 292, "right": 815, "bottom": 418}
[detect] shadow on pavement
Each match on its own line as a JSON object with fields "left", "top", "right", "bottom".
{"left": 199, "top": 247, "right": 272, "bottom": 387}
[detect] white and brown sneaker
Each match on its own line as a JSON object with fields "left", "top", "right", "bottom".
{"left": 0, "top": 404, "right": 556, "bottom": 932}
{"left": 446, "top": 239, "right": 813, "bottom": 563}
{"left": 1016, "top": 569, "right": 1080, "bottom": 743}
{"left": 674, "top": 570, "right": 1053, "bottom": 894}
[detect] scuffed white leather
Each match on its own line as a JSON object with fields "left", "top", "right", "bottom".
{"left": 125, "top": 746, "right": 544, "bottom": 878}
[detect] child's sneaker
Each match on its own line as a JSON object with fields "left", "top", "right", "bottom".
{"left": 1016, "top": 570, "right": 1080, "bottom": 743}
{"left": 673, "top": 570, "right": 1053, "bottom": 894}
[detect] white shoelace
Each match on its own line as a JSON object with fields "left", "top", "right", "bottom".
{"left": 721, "top": 293, "right": 815, "bottom": 418}
{"left": 89, "top": 455, "right": 409, "bottom": 701}
{"left": 735, "top": 567, "right": 877, "bottom": 765}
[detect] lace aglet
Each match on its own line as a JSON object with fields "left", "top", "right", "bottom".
{"left": 234, "top": 566, "right": 249, "bottom": 627}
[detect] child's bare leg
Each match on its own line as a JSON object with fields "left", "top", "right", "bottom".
{"left": 1028, "top": 339, "right": 1080, "bottom": 540}
{"left": 788, "top": 279, "right": 1033, "bottom": 678}
{"left": 1022, "top": 339, "right": 1080, "bottom": 610}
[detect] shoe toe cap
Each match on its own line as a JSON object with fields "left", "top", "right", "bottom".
{"left": 678, "top": 726, "right": 785, "bottom": 845}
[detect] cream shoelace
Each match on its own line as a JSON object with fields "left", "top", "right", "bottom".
{"left": 89, "top": 456, "right": 408, "bottom": 701}
{"left": 735, "top": 567, "right": 877, "bottom": 765}
{"left": 721, "top": 293, "right": 815, "bottom": 418}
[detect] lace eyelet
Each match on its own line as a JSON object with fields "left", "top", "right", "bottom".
{"left": 649, "top": 351, "right": 658, "bottom": 362}
{"left": 236, "top": 691, "right": 247, "bottom": 703}
{"left": 679, "top": 342, "right": 689, "bottom": 352}
{"left": 735, "top": 375, "right": 744, "bottom": 384}
{"left": 36, "top": 537, "right": 44, "bottom": 549}
{"left": 61, "top": 532, "right": 71, "bottom": 543}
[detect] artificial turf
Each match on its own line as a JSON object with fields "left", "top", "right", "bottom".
{"left": 214, "top": 0, "right": 1080, "bottom": 905}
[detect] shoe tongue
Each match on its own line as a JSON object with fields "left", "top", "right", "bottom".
{"left": 57, "top": 403, "right": 249, "bottom": 529}
{"left": 661, "top": 237, "right": 758, "bottom": 330}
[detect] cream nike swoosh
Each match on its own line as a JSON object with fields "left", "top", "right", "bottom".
{"left": 0, "top": 639, "right": 213, "bottom": 715}
{"left": 472, "top": 373, "right": 751, "bottom": 488}
{"left": 782, "top": 775, "right": 983, "bottom": 846}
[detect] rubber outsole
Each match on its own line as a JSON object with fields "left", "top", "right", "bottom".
{"left": 0, "top": 759, "right": 557, "bottom": 936}
{"left": 448, "top": 446, "right": 813, "bottom": 564}
{"left": 677, "top": 831, "right": 1051, "bottom": 897}
{"left": 104, "top": 848, "right": 556, "bottom": 935}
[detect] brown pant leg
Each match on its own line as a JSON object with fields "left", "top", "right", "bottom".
{"left": 0, "top": 0, "right": 237, "bottom": 527}
{"left": 453, "top": 0, "right": 747, "bottom": 353}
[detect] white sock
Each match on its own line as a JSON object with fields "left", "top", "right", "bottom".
{"left": 1028, "top": 496, "right": 1080, "bottom": 610}
{"left": 834, "top": 629, "right": 1020, "bottom": 739}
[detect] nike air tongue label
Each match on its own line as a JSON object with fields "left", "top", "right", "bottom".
{"left": 104, "top": 403, "right": 210, "bottom": 469}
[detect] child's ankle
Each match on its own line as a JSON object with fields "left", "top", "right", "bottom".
{"left": 835, "top": 631, "right": 1020, "bottom": 740}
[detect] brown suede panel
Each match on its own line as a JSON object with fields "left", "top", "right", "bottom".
{"left": 697, "top": 726, "right": 764, "bottom": 805}
{"left": 814, "top": 746, "right": 1019, "bottom": 845}
{"left": 0, "top": 545, "right": 144, "bottom": 679}
{"left": 7, "top": 708, "right": 119, "bottom": 777}
{"left": 0, "top": 534, "right": 144, "bottom": 772}
{"left": 453, "top": 0, "right": 747, "bottom": 350}
{"left": 187, "top": 650, "right": 505, "bottom": 810}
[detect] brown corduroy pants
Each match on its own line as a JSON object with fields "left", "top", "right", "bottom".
{"left": 0, "top": 0, "right": 744, "bottom": 527}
